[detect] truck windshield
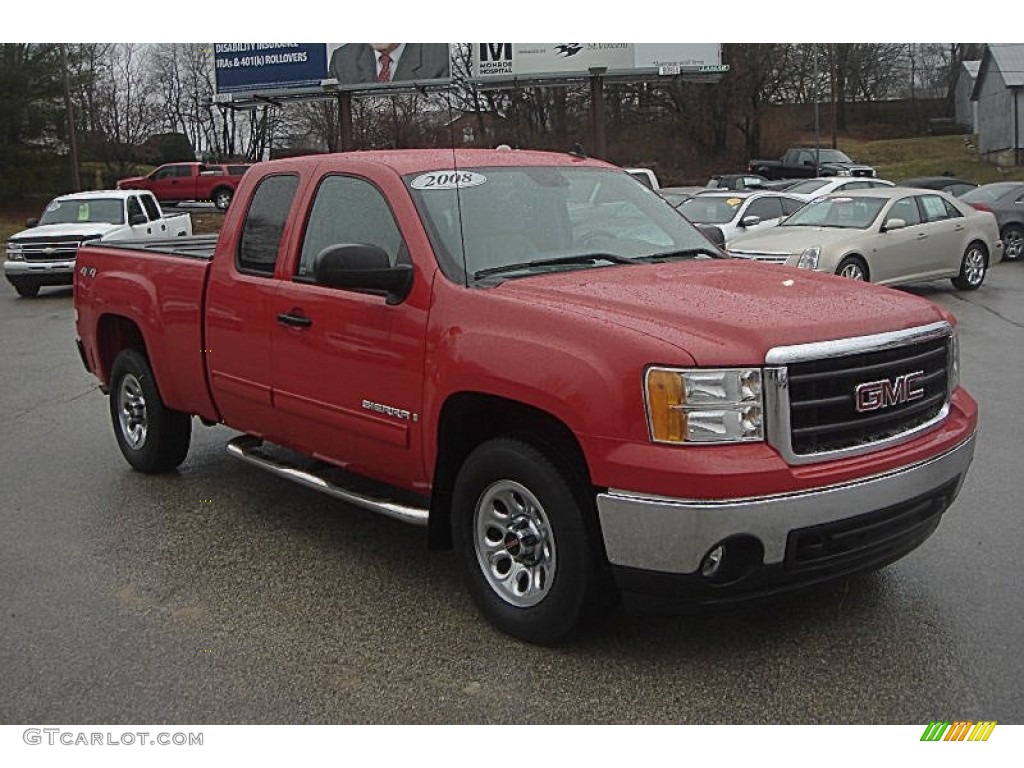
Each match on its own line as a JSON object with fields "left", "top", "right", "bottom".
{"left": 38, "top": 198, "right": 125, "bottom": 226}
{"left": 406, "top": 166, "right": 716, "bottom": 283}
{"left": 781, "top": 196, "right": 886, "bottom": 229}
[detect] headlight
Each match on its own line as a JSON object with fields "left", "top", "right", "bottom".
{"left": 6, "top": 241, "right": 24, "bottom": 261}
{"left": 835, "top": 169, "right": 851, "bottom": 176}
{"left": 645, "top": 367, "right": 764, "bottom": 444}
{"left": 796, "top": 246, "right": 820, "bottom": 270}
{"left": 949, "top": 326, "right": 960, "bottom": 392}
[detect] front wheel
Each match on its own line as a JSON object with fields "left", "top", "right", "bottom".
{"left": 9, "top": 278, "right": 40, "bottom": 298}
{"left": 452, "top": 438, "right": 613, "bottom": 644}
{"left": 836, "top": 255, "right": 869, "bottom": 281}
{"left": 108, "top": 349, "right": 192, "bottom": 473}
{"left": 951, "top": 242, "right": 987, "bottom": 290}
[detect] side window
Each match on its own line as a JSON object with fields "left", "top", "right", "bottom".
{"left": 140, "top": 194, "right": 161, "bottom": 220}
{"left": 887, "top": 197, "right": 921, "bottom": 227}
{"left": 175, "top": 165, "right": 193, "bottom": 178}
{"left": 126, "top": 196, "right": 145, "bottom": 221}
{"left": 920, "top": 195, "right": 950, "bottom": 222}
{"left": 296, "top": 175, "right": 406, "bottom": 278}
{"left": 780, "top": 197, "right": 804, "bottom": 215}
{"left": 153, "top": 167, "right": 174, "bottom": 181}
{"left": 941, "top": 198, "right": 963, "bottom": 218}
{"left": 746, "top": 197, "right": 784, "bottom": 221}
{"left": 237, "top": 174, "right": 300, "bottom": 277}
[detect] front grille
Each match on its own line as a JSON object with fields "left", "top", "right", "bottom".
{"left": 732, "top": 251, "right": 790, "bottom": 264}
{"left": 785, "top": 479, "right": 958, "bottom": 572}
{"left": 13, "top": 236, "right": 84, "bottom": 262}
{"left": 786, "top": 335, "right": 949, "bottom": 455}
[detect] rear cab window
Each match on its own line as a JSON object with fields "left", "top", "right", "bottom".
{"left": 237, "top": 174, "right": 300, "bottom": 277}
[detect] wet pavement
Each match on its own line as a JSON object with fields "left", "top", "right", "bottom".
{"left": 1, "top": 261, "right": 1022, "bottom": 725}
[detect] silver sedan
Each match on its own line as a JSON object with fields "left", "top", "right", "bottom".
{"left": 727, "top": 187, "right": 1004, "bottom": 290}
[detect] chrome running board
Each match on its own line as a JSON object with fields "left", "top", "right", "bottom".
{"left": 226, "top": 435, "right": 429, "bottom": 527}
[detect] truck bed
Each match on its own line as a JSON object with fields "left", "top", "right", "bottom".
{"left": 95, "top": 234, "right": 219, "bottom": 260}
{"left": 74, "top": 238, "right": 220, "bottom": 422}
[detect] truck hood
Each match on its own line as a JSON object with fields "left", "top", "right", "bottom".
{"left": 728, "top": 226, "right": 868, "bottom": 255}
{"left": 117, "top": 176, "right": 145, "bottom": 187}
{"left": 493, "top": 259, "right": 943, "bottom": 365}
{"left": 9, "top": 222, "right": 121, "bottom": 242}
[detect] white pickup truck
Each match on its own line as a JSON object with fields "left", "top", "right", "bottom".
{"left": 4, "top": 189, "right": 192, "bottom": 297}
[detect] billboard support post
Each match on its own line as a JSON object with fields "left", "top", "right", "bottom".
{"left": 589, "top": 68, "right": 607, "bottom": 160}
{"left": 338, "top": 91, "right": 353, "bottom": 151}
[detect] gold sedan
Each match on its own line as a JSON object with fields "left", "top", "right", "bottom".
{"left": 727, "top": 188, "right": 1004, "bottom": 290}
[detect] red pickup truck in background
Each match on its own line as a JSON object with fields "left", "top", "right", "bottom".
{"left": 75, "top": 149, "right": 977, "bottom": 643}
{"left": 117, "top": 161, "right": 252, "bottom": 210}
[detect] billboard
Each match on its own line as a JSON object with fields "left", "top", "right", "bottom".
{"left": 471, "top": 43, "right": 724, "bottom": 80}
{"left": 214, "top": 44, "right": 328, "bottom": 94}
{"left": 212, "top": 43, "right": 724, "bottom": 98}
{"left": 326, "top": 44, "right": 452, "bottom": 89}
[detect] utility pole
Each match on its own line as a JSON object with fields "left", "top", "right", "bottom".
{"left": 61, "top": 44, "right": 81, "bottom": 191}
{"left": 814, "top": 45, "right": 820, "bottom": 172}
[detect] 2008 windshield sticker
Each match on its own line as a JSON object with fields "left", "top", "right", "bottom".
{"left": 411, "top": 171, "right": 487, "bottom": 190}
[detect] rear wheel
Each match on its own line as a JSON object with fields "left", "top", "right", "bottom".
{"left": 1001, "top": 224, "right": 1023, "bottom": 261}
{"left": 836, "top": 255, "right": 869, "bottom": 281}
{"left": 212, "top": 187, "right": 233, "bottom": 211}
{"left": 951, "top": 242, "right": 987, "bottom": 290}
{"left": 9, "top": 278, "right": 40, "bottom": 298}
{"left": 452, "top": 438, "right": 614, "bottom": 644}
{"left": 108, "top": 349, "right": 192, "bottom": 473}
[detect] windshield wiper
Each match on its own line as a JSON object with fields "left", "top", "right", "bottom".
{"left": 473, "top": 253, "right": 634, "bottom": 280}
{"left": 637, "top": 247, "right": 722, "bottom": 262}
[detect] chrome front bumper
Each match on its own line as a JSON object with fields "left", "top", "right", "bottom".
{"left": 5, "top": 259, "right": 76, "bottom": 277}
{"left": 596, "top": 433, "right": 975, "bottom": 574}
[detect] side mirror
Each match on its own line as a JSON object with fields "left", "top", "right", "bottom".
{"left": 129, "top": 213, "right": 148, "bottom": 226}
{"left": 313, "top": 243, "right": 413, "bottom": 305}
{"left": 740, "top": 215, "right": 761, "bottom": 228}
{"left": 882, "top": 217, "right": 906, "bottom": 232}
{"left": 25, "top": 217, "right": 38, "bottom": 228}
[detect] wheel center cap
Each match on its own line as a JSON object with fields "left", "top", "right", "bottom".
{"left": 504, "top": 517, "right": 542, "bottom": 563}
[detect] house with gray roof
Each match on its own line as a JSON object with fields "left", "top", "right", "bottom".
{"left": 971, "top": 44, "right": 1024, "bottom": 165}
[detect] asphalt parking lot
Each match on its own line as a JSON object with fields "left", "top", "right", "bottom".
{"left": 1, "top": 261, "right": 1022, "bottom": 725}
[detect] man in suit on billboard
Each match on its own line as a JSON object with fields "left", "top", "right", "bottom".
{"left": 328, "top": 43, "right": 451, "bottom": 85}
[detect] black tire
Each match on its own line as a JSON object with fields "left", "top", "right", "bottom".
{"left": 108, "top": 349, "right": 191, "bottom": 473}
{"left": 212, "top": 187, "right": 233, "bottom": 211}
{"left": 836, "top": 255, "right": 869, "bottom": 281}
{"left": 1001, "top": 224, "right": 1023, "bottom": 261}
{"left": 951, "top": 241, "right": 988, "bottom": 290}
{"left": 10, "top": 278, "right": 40, "bottom": 298}
{"left": 452, "top": 437, "right": 614, "bottom": 644}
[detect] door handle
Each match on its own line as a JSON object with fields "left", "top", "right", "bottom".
{"left": 277, "top": 312, "right": 312, "bottom": 328}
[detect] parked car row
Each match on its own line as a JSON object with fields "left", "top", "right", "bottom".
{"left": 650, "top": 170, "right": 1017, "bottom": 293}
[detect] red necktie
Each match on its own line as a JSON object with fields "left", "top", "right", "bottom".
{"left": 378, "top": 52, "right": 392, "bottom": 82}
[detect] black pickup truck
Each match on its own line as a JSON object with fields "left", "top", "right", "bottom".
{"left": 748, "top": 148, "right": 876, "bottom": 180}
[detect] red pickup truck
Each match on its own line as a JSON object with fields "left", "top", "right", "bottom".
{"left": 75, "top": 149, "right": 977, "bottom": 643}
{"left": 117, "top": 161, "right": 252, "bottom": 210}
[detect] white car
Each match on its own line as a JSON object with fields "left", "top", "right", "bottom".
{"left": 728, "top": 187, "right": 1003, "bottom": 291}
{"left": 4, "top": 190, "right": 192, "bottom": 297}
{"left": 676, "top": 191, "right": 806, "bottom": 244}
{"left": 784, "top": 176, "right": 895, "bottom": 202}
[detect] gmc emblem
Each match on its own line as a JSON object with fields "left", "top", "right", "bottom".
{"left": 854, "top": 370, "right": 925, "bottom": 413}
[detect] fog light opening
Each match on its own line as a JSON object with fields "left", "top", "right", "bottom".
{"left": 700, "top": 546, "right": 725, "bottom": 579}
{"left": 699, "top": 536, "right": 763, "bottom": 585}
